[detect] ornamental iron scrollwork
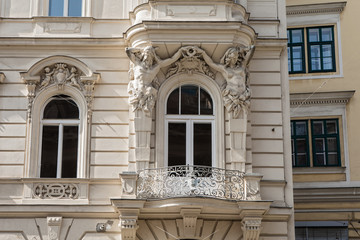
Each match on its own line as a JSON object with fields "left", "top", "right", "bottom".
{"left": 137, "top": 165, "right": 245, "bottom": 200}
{"left": 33, "top": 183, "right": 79, "bottom": 199}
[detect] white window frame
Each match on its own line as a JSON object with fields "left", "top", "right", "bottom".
{"left": 39, "top": 96, "right": 80, "bottom": 178}
{"left": 156, "top": 73, "right": 224, "bottom": 169}
{"left": 165, "top": 116, "right": 215, "bottom": 167}
{"left": 36, "top": 0, "right": 90, "bottom": 17}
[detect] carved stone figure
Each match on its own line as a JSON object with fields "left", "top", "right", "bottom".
{"left": 126, "top": 46, "right": 184, "bottom": 115}
{"left": 198, "top": 45, "right": 255, "bottom": 118}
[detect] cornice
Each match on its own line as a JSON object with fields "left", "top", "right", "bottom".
{"left": 290, "top": 90, "right": 355, "bottom": 107}
{"left": 286, "top": 2, "right": 346, "bottom": 16}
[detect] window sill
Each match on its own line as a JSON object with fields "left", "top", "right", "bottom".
{"left": 289, "top": 73, "right": 343, "bottom": 80}
{"left": 293, "top": 166, "right": 345, "bottom": 175}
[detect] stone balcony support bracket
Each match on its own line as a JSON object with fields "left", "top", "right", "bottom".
{"left": 241, "top": 217, "right": 262, "bottom": 240}
{"left": 244, "top": 173, "right": 262, "bottom": 201}
{"left": 120, "top": 172, "right": 139, "bottom": 199}
{"left": 180, "top": 208, "right": 202, "bottom": 238}
{"left": 47, "top": 216, "right": 62, "bottom": 240}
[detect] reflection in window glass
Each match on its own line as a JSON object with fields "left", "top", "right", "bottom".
{"left": 49, "top": 0, "right": 64, "bottom": 16}
{"left": 68, "top": 0, "right": 82, "bottom": 17}
{"left": 168, "top": 123, "right": 186, "bottom": 166}
{"left": 181, "top": 85, "right": 199, "bottom": 115}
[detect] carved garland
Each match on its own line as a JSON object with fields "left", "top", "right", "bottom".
{"left": 21, "top": 63, "right": 99, "bottom": 122}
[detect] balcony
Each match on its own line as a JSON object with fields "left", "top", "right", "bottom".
{"left": 120, "top": 165, "right": 262, "bottom": 201}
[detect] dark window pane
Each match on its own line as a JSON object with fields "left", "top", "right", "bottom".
{"left": 292, "top": 46, "right": 302, "bottom": 58}
{"left": 168, "top": 123, "right": 186, "bottom": 166}
{"left": 44, "top": 96, "right": 79, "bottom": 119}
{"left": 61, "top": 126, "right": 78, "bottom": 178}
{"left": 313, "top": 121, "right": 324, "bottom": 135}
{"left": 309, "top": 28, "right": 320, "bottom": 42}
{"left": 296, "top": 139, "right": 307, "bottom": 153}
{"left": 49, "top": 0, "right": 64, "bottom": 16}
{"left": 292, "top": 30, "right": 303, "bottom": 43}
{"left": 194, "top": 123, "right": 212, "bottom": 166}
{"left": 322, "top": 44, "right": 332, "bottom": 57}
{"left": 315, "top": 138, "right": 325, "bottom": 152}
{"left": 167, "top": 88, "right": 179, "bottom": 114}
{"left": 181, "top": 85, "right": 199, "bottom": 115}
{"left": 328, "top": 153, "right": 339, "bottom": 165}
{"left": 327, "top": 137, "right": 338, "bottom": 152}
{"left": 321, "top": 27, "right": 333, "bottom": 41}
{"left": 295, "top": 121, "right": 307, "bottom": 135}
{"left": 326, "top": 120, "right": 337, "bottom": 134}
{"left": 297, "top": 154, "right": 307, "bottom": 166}
{"left": 200, "top": 88, "right": 213, "bottom": 115}
{"left": 68, "top": 0, "right": 82, "bottom": 16}
{"left": 315, "top": 153, "right": 326, "bottom": 166}
{"left": 311, "top": 58, "right": 321, "bottom": 71}
{"left": 40, "top": 126, "right": 59, "bottom": 178}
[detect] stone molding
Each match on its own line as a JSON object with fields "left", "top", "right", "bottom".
{"left": 286, "top": 2, "right": 346, "bottom": 16}
{"left": 290, "top": 91, "right": 355, "bottom": 107}
{"left": 21, "top": 56, "right": 100, "bottom": 123}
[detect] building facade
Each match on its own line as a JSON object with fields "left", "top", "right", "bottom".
{"left": 286, "top": 0, "right": 360, "bottom": 239}
{"left": 0, "top": 0, "right": 294, "bottom": 239}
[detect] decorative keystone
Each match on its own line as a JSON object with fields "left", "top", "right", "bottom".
{"left": 119, "top": 216, "right": 139, "bottom": 240}
{"left": 0, "top": 72, "right": 5, "bottom": 83}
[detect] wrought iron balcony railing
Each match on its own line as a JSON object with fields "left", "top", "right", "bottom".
{"left": 137, "top": 165, "right": 247, "bottom": 200}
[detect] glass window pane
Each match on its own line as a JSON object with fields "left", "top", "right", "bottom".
{"left": 327, "top": 137, "right": 338, "bottom": 152}
{"left": 295, "top": 121, "right": 307, "bottom": 135}
{"left": 287, "top": 30, "right": 290, "bottom": 44}
{"left": 328, "top": 153, "right": 339, "bottom": 165}
{"left": 322, "top": 45, "right": 332, "bottom": 57}
{"left": 321, "top": 27, "right": 333, "bottom": 41}
{"left": 326, "top": 120, "right": 337, "bottom": 134}
{"left": 292, "top": 46, "right": 302, "bottom": 59}
{"left": 168, "top": 123, "right": 186, "bottom": 166}
{"left": 288, "top": 59, "right": 292, "bottom": 72}
{"left": 167, "top": 88, "right": 179, "bottom": 114}
{"left": 296, "top": 139, "right": 307, "bottom": 153}
{"left": 194, "top": 123, "right": 212, "bottom": 167}
{"left": 313, "top": 121, "right": 324, "bottom": 135}
{"left": 323, "top": 57, "right": 333, "bottom": 70}
{"left": 61, "top": 126, "right": 78, "bottom": 178}
{"left": 310, "top": 45, "right": 321, "bottom": 57}
{"left": 309, "top": 28, "right": 320, "bottom": 42}
{"left": 200, "top": 88, "right": 213, "bottom": 115}
{"left": 43, "top": 95, "right": 79, "bottom": 119}
{"left": 293, "top": 59, "right": 303, "bottom": 72}
{"left": 49, "top": 0, "right": 64, "bottom": 16}
{"left": 292, "top": 30, "right": 303, "bottom": 43}
{"left": 40, "top": 126, "right": 59, "bottom": 178}
{"left": 311, "top": 58, "right": 321, "bottom": 71}
{"left": 181, "top": 85, "right": 199, "bottom": 115}
{"left": 68, "top": 0, "right": 82, "bottom": 17}
{"left": 315, "top": 138, "right": 325, "bottom": 152}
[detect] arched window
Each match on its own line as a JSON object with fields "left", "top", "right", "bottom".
{"left": 40, "top": 95, "right": 80, "bottom": 178}
{"left": 165, "top": 84, "right": 214, "bottom": 167}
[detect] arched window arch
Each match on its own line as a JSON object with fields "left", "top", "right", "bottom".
{"left": 156, "top": 73, "right": 224, "bottom": 169}
{"left": 165, "top": 85, "right": 214, "bottom": 167}
{"left": 40, "top": 95, "right": 80, "bottom": 178}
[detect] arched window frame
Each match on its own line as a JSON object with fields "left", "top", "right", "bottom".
{"left": 30, "top": 86, "right": 88, "bottom": 178}
{"left": 21, "top": 56, "right": 99, "bottom": 178}
{"left": 39, "top": 94, "right": 81, "bottom": 178}
{"left": 156, "top": 73, "right": 224, "bottom": 169}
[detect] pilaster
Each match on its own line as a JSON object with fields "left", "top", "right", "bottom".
{"left": 134, "top": 110, "right": 152, "bottom": 171}
{"left": 229, "top": 117, "right": 248, "bottom": 172}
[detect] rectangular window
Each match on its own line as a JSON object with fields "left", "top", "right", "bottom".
{"left": 287, "top": 26, "right": 336, "bottom": 74}
{"left": 49, "top": 0, "right": 82, "bottom": 17}
{"left": 291, "top": 119, "right": 341, "bottom": 167}
{"left": 295, "top": 227, "right": 348, "bottom": 240}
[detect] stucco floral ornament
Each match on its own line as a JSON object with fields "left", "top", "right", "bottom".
{"left": 198, "top": 45, "right": 255, "bottom": 118}
{"left": 126, "top": 46, "right": 186, "bottom": 116}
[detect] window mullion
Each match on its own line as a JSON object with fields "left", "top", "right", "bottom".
{"left": 57, "top": 124, "right": 64, "bottom": 178}
{"left": 64, "top": 0, "right": 69, "bottom": 16}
